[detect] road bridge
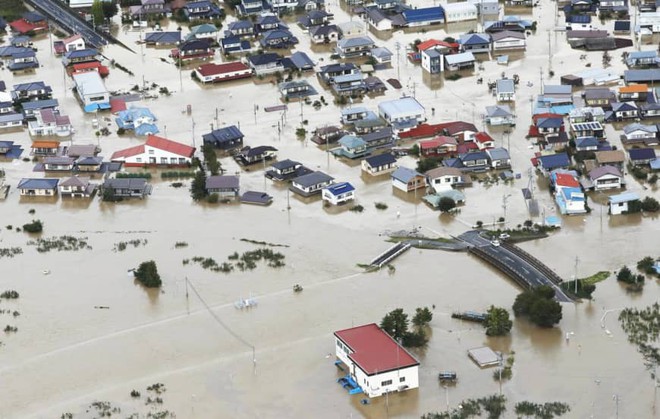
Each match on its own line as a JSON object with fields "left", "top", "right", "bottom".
{"left": 458, "top": 230, "right": 573, "bottom": 303}
{"left": 27, "top": 0, "right": 110, "bottom": 48}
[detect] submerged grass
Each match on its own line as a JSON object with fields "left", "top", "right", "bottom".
{"left": 26, "top": 236, "right": 92, "bottom": 253}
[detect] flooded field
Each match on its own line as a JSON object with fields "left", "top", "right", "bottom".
{"left": 0, "top": 0, "right": 659, "bottom": 417}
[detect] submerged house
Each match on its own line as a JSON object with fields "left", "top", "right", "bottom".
{"left": 290, "top": 171, "right": 334, "bottom": 196}
{"left": 110, "top": 134, "right": 195, "bottom": 166}
{"left": 202, "top": 125, "right": 244, "bottom": 150}
{"left": 334, "top": 323, "right": 419, "bottom": 398}
{"left": 551, "top": 171, "right": 586, "bottom": 215}
{"left": 59, "top": 176, "right": 96, "bottom": 198}
{"left": 265, "top": 159, "right": 312, "bottom": 181}
{"left": 17, "top": 178, "right": 59, "bottom": 196}
{"left": 206, "top": 175, "right": 240, "bottom": 199}
{"left": 609, "top": 191, "right": 640, "bottom": 215}
{"left": 115, "top": 107, "right": 159, "bottom": 136}
{"left": 391, "top": 167, "right": 425, "bottom": 192}
{"left": 361, "top": 152, "right": 397, "bottom": 176}
{"left": 322, "top": 182, "right": 355, "bottom": 205}
{"left": 102, "top": 178, "right": 152, "bottom": 199}
{"left": 234, "top": 145, "right": 277, "bottom": 165}
{"left": 27, "top": 109, "right": 73, "bottom": 137}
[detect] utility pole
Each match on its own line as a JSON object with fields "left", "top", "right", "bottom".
{"left": 574, "top": 256, "right": 579, "bottom": 294}
{"left": 395, "top": 41, "right": 401, "bottom": 80}
{"left": 612, "top": 394, "right": 620, "bottom": 419}
{"left": 547, "top": 31, "right": 552, "bottom": 75}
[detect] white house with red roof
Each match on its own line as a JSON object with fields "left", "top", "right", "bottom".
{"left": 63, "top": 34, "right": 86, "bottom": 52}
{"left": 194, "top": 62, "right": 252, "bottom": 83}
{"left": 334, "top": 323, "right": 419, "bottom": 398}
{"left": 474, "top": 132, "right": 495, "bottom": 150}
{"left": 111, "top": 134, "right": 195, "bottom": 167}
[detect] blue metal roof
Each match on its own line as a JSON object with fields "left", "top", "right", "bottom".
{"left": 203, "top": 125, "right": 244, "bottom": 144}
{"left": 608, "top": 191, "right": 640, "bottom": 204}
{"left": 18, "top": 178, "right": 59, "bottom": 190}
{"left": 576, "top": 136, "right": 599, "bottom": 148}
{"left": 65, "top": 48, "right": 98, "bottom": 59}
{"left": 365, "top": 152, "right": 396, "bottom": 167}
{"left": 402, "top": 6, "right": 444, "bottom": 24}
{"left": 392, "top": 166, "right": 422, "bottom": 182}
{"left": 324, "top": 182, "right": 355, "bottom": 196}
{"left": 145, "top": 31, "right": 181, "bottom": 43}
{"left": 628, "top": 148, "right": 656, "bottom": 160}
{"left": 290, "top": 51, "right": 314, "bottom": 70}
{"left": 567, "top": 14, "right": 591, "bottom": 23}
{"left": 538, "top": 153, "right": 571, "bottom": 170}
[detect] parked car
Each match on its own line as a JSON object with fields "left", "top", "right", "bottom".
{"left": 499, "top": 233, "right": 510, "bottom": 240}
{"left": 438, "top": 371, "right": 458, "bottom": 382}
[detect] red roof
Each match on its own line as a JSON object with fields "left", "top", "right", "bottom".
{"left": 475, "top": 132, "right": 494, "bottom": 144}
{"left": 146, "top": 134, "right": 195, "bottom": 157}
{"left": 334, "top": 324, "right": 419, "bottom": 375}
{"left": 196, "top": 61, "right": 250, "bottom": 77}
{"left": 554, "top": 173, "right": 580, "bottom": 187}
{"left": 398, "top": 122, "right": 455, "bottom": 139}
{"left": 417, "top": 39, "right": 458, "bottom": 51}
{"left": 111, "top": 144, "right": 144, "bottom": 161}
{"left": 420, "top": 138, "right": 441, "bottom": 149}
{"left": 532, "top": 113, "right": 563, "bottom": 122}
{"left": 110, "top": 99, "right": 127, "bottom": 114}
{"left": 9, "top": 19, "right": 36, "bottom": 34}
{"left": 63, "top": 34, "right": 82, "bottom": 44}
{"left": 457, "top": 142, "right": 479, "bottom": 153}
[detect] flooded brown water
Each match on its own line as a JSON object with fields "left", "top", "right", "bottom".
{"left": 0, "top": 0, "right": 659, "bottom": 417}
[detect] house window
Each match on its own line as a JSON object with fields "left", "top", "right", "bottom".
{"left": 399, "top": 377, "right": 406, "bottom": 382}
{"left": 381, "top": 379, "right": 393, "bottom": 386}
{"left": 136, "top": 158, "right": 142, "bottom": 163}
{"left": 161, "top": 157, "right": 168, "bottom": 164}
{"left": 149, "top": 149, "right": 154, "bottom": 154}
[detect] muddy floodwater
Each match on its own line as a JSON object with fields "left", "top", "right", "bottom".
{"left": 1, "top": 0, "right": 659, "bottom": 417}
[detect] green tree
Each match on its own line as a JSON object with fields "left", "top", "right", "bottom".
{"left": 190, "top": 170, "right": 208, "bottom": 201}
{"left": 409, "top": 144, "right": 420, "bottom": 157}
{"left": 642, "top": 196, "right": 660, "bottom": 212}
{"left": 380, "top": 308, "right": 409, "bottom": 341}
{"left": 529, "top": 298, "right": 563, "bottom": 328}
{"left": 512, "top": 286, "right": 562, "bottom": 328}
{"left": 438, "top": 197, "right": 456, "bottom": 213}
{"left": 412, "top": 307, "right": 433, "bottom": 327}
{"left": 134, "top": 260, "right": 162, "bottom": 288}
{"left": 617, "top": 265, "right": 634, "bottom": 283}
{"left": 417, "top": 157, "right": 439, "bottom": 173}
{"left": 484, "top": 306, "right": 513, "bottom": 336}
{"left": 91, "top": 0, "right": 105, "bottom": 26}
{"left": 101, "top": 1, "right": 118, "bottom": 20}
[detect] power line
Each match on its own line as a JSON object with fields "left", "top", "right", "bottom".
{"left": 185, "top": 278, "right": 256, "bottom": 367}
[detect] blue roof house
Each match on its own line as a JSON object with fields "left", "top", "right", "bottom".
{"left": 226, "top": 20, "right": 255, "bottom": 37}
{"left": 391, "top": 166, "right": 425, "bottom": 192}
{"left": 115, "top": 107, "right": 159, "bottom": 136}
{"left": 17, "top": 178, "right": 59, "bottom": 197}
{"left": 333, "top": 135, "right": 368, "bottom": 159}
{"left": 628, "top": 148, "right": 656, "bottom": 166}
{"left": 609, "top": 191, "right": 640, "bottom": 215}
{"left": 8, "top": 49, "right": 38, "bottom": 72}
{"left": 184, "top": 0, "right": 224, "bottom": 20}
{"left": 322, "top": 181, "right": 355, "bottom": 205}
{"left": 459, "top": 151, "right": 490, "bottom": 171}
{"left": 575, "top": 136, "right": 600, "bottom": 151}
{"left": 458, "top": 33, "right": 491, "bottom": 53}
{"left": 361, "top": 152, "right": 397, "bottom": 175}
{"left": 202, "top": 125, "right": 244, "bottom": 150}
{"left": 555, "top": 186, "right": 586, "bottom": 215}
{"left": 144, "top": 31, "right": 181, "bottom": 45}
{"left": 536, "top": 152, "right": 571, "bottom": 174}
{"left": 259, "top": 29, "right": 298, "bottom": 48}
{"left": 402, "top": 6, "right": 444, "bottom": 27}
{"left": 220, "top": 36, "right": 252, "bottom": 53}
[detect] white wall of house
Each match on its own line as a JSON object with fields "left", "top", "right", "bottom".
{"left": 362, "top": 161, "right": 397, "bottom": 175}
{"left": 20, "top": 188, "right": 56, "bottom": 196}
{"left": 593, "top": 174, "right": 622, "bottom": 190}
{"left": 334, "top": 337, "right": 419, "bottom": 398}
{"left": 195, "top": 68, "right": 252, "bottom": 83}
{"left": 492, "top": 38, "right": 526, "bottom": 50}
{"left": 354, "top": 365, "right": 419, "bottom": 398}
{"left": 122, "top": 145, "right": 192, "bottom": 166}
{"left": 65, "top": 39, "right": 86, "bottom": 52}
{"left": 292, "top": 180, "right": 332, "bottom": 193}
{"left": 430, "top": 175, "right": 460, "bottom": 193}
{"left": 610, "top": 200, "right": 630, "bottom": 215}
{"left": 322, "top": 189, "right": 355, "bottom": 205}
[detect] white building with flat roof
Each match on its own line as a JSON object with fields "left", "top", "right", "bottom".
{"left": 377, "top": 97, "right": 426, "bottom": 125}
{"left": 72, "top": 72, "right": 110, "bottom": 112}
